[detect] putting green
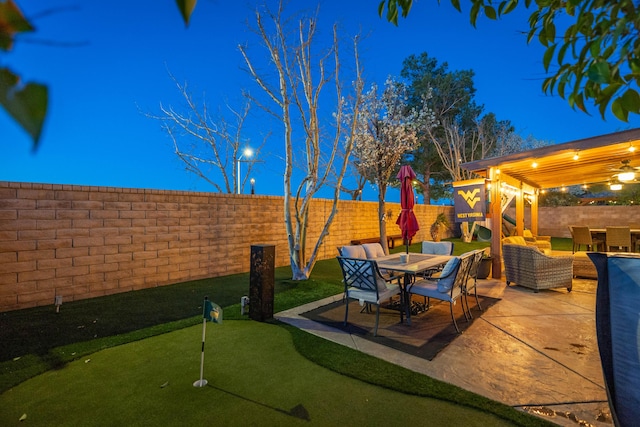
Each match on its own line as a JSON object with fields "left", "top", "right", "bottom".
{"left": 1, "top": 321, "right": 513, "bottom": 426}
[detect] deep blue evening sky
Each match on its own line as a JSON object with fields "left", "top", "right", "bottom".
{"left": 2, "top": 0, "right": 638, "bottom": 202}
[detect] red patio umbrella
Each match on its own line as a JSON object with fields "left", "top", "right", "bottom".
{"left": 396, "top": 165, "right": 420, "bottom": 254}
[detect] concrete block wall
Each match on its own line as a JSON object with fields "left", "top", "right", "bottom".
{"left": 507, "top": 206, "right": 640, "bottom": 238}
{"left": 540, "top": 206, "right": 640, "bottom": 237}
{"left": 0, "top": 181, "right": 453, "bottom": 312}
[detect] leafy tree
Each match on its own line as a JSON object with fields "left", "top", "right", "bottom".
{"left": 347, "top": 77, "right": 434, "bottom": 252}
{"left": 239, "top": 1, "right": 365, "bottom": 280}
{"left": 379, "top": 0, "right": 640, "bottom": 121}
{"left": 400, "top": 52, "right": 482, "bottom": 204}
{"left": 539, "top": 190, "right": 580, "bottom": 206}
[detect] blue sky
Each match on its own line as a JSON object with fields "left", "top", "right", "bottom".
{"left": 2, "top": 0, "right": 639, "bottom": 203}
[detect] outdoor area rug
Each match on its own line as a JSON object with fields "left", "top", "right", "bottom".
{"left": 301, "top": 295, "right": 500, "bottom": 361}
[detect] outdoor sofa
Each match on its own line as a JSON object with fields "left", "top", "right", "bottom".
{"left": 502, "top": 241, "right": 573, "bottom": 292}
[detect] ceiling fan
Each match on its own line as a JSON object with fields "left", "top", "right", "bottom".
{"left": 610, "top": 160, "right": 640, "bottom": 182}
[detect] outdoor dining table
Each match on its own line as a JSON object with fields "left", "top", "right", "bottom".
{"left": 590, "top": 228, "right": 640, "bottom": 250}
{"left": 375, "top": 252, "right": 452, "bottom": 325}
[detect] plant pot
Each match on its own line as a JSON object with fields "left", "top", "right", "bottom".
{"left": 476, "top": 257, "right": 492, "bottom": 279}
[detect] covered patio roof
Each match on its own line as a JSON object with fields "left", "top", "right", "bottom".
{"left": 460, "top": 128, "right": 640, "bottom": 279}
{"left": 462, "top": 128, "right": 640, "bottom": 189}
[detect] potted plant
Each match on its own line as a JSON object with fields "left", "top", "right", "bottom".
{"left": 476, "top": 252, "right": 493, "bottom": 279}
{"left": 430, "top": 213, "right": 450, "bottom": 242}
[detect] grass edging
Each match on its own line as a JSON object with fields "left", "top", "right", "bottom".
{"left": 282, "top": 322, "right": 555, "bottom": 427}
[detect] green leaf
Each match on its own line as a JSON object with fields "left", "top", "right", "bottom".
{"left": 175, "top": 0, "right": 197, "bottom": 26}
{"left": 0, "top": 0, "right": 35, "bottom": 50}
{"left": 378, "top": 0, "right": 386, "bottom": 17}
{"left": 484, "top": 5, "right": 497, "bottom": 20}
{"left": 544, "top": 20, "right": 556, "bottom": 43}
{"left": 620, "top": 88, "right": 640, "bottom": 114}
{"left": 587, "top": 61, "right": 611, "bottom": 84}
{"left": 470, "top": 2, "right": 481, "bottom": 27}
{"left": 611, "top": 97, "right": 628, "bottom": 121}
{"left": 543, "top": 44, "right": 557, "bottom": 71}
{"left": 557, "top": 42, "right": 569, "bottom": 65}
{"left": 574, "top": 92, "right": 587, "bottom": 113}
{"left": 501, "top": 0, "right": 518, "bottom": 15}
{"left": 399, "top": 0, "right": 413, "bottom": 17}
{"left": 386, "top": 0, "right": 399, "bottom": 25}
{"left": 450, "top": 0, "right": 461, "bottom": 13}
{"left": 558, "top": 79, "right": 566, "bottom": 98}
{"left": 0, "top": 68, "right": 48, "bottom": 147}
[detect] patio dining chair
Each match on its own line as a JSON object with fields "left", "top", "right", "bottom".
{"left": 463, "top": 249, "right": 486, "bottom": 317}
{"left": 570, "top": 226, "right": 603, "bottom": 253}
{"left": 336, "top": 256, "right": 401, "bottom": 336}
{"left": 606, "top": 226, "right": 632, "bottom": 252}
{"left": 421, "top": 241, "right": 454, "bottom": 255}
{"left": 420, "top": 241, "right": 454, "bottom": 278}
{"left": 406, "top": 252, "right": 474, "bottom": 333}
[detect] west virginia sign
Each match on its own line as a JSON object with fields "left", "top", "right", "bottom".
{"left": 453, "top": 179, "right": 486, "bottom": 222}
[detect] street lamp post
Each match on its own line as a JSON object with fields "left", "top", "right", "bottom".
{"left": 250, "top": 178, "right": 255, "bottom": 195}
{"left": 236, "top": 147, "right": 253, "bottom": 194}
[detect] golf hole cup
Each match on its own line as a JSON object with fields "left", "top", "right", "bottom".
{"left": 400, "top": 253, "right": 409, "bottom": 263}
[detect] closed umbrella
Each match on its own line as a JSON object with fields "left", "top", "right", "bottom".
{"left": 396, "top": 165, "right": 419, "bottom": 254}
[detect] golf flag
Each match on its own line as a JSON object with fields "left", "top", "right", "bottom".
{"left": 204, "top": 299, "right": 223, "bottom": 324}
{"left": 194, "top": 296, "right": 222, "bottom": 388}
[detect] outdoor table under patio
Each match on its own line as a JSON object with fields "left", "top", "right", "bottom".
{"left": 375, "top": 252, "right": 452, "bottom": 325}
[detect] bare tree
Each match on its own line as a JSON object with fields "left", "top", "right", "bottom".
{"left": 425, "top": 115, "right": 502, "bottom": 242}
{"left": 238, "top": 1, "right": 364, "bottom": 280}
{"left": 147, "top": 73, "right": 267, "bottom": 193}
{"left": 348, "top": 78, "right": 433, "bottom": 252}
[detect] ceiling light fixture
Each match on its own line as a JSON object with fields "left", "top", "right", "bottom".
{"left": 610, "top": 179, "right": 623, "bottom": 191}
{"left": 573, "top": 151, "right": 580, "bottom": 160}
{"left": 629, "top": 144, "right": 636, "bottom": 153}
{"left": 616, "top": 160, "right": 637, "bottom": 182}
{"left": 531, "top": 161, "right": 538, "bottom": 168}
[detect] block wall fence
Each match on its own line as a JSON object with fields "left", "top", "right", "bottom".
{"left": 513, "top": 206, "right": 640, "bottom": 237}
{"left": 0, "top": 181, "right": 455, "bottom": 312}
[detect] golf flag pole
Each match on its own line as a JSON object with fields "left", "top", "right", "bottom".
{"left": 193, "top": 296, "right": 223, "bottom": 388}
{"left": 193, "top": 297, "right": 209, "bottom": 388}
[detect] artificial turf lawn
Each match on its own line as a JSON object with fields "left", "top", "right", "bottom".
{"left": 1, "top": 238, "right": 556, "bottom": 426}
{"left": 0, "top": 320, "right": 548, "bottom": 427}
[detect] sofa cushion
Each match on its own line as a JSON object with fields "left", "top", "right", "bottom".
{"left": 502, "top": 236, "right": 527, "bottom": 246}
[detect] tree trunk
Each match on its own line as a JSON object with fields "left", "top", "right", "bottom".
{"left": 378, "top": 183, "right": 389, "bottom": 254}
{"left": 422, "top": 165, "right": 432, "bottom": 205}
{"left": 460, "top": 221, "right": 476, "bottom": 243}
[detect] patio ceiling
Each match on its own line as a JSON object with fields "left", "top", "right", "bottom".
{"left": 462, "top": 128, "right": 640, "bottom": 190}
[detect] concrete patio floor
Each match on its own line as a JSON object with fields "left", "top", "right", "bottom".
{"left": 275, "top": 276, "right": 612, "bottom": 427}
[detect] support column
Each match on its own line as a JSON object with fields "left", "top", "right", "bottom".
{"left": 516, "top": 184, "right": 525, "bottom": 236}
{"left": 531, "top": 190, "right": 539, "bottom": 236}
{"left": 489, "top": 168, "right": 502, "bottom": 279}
